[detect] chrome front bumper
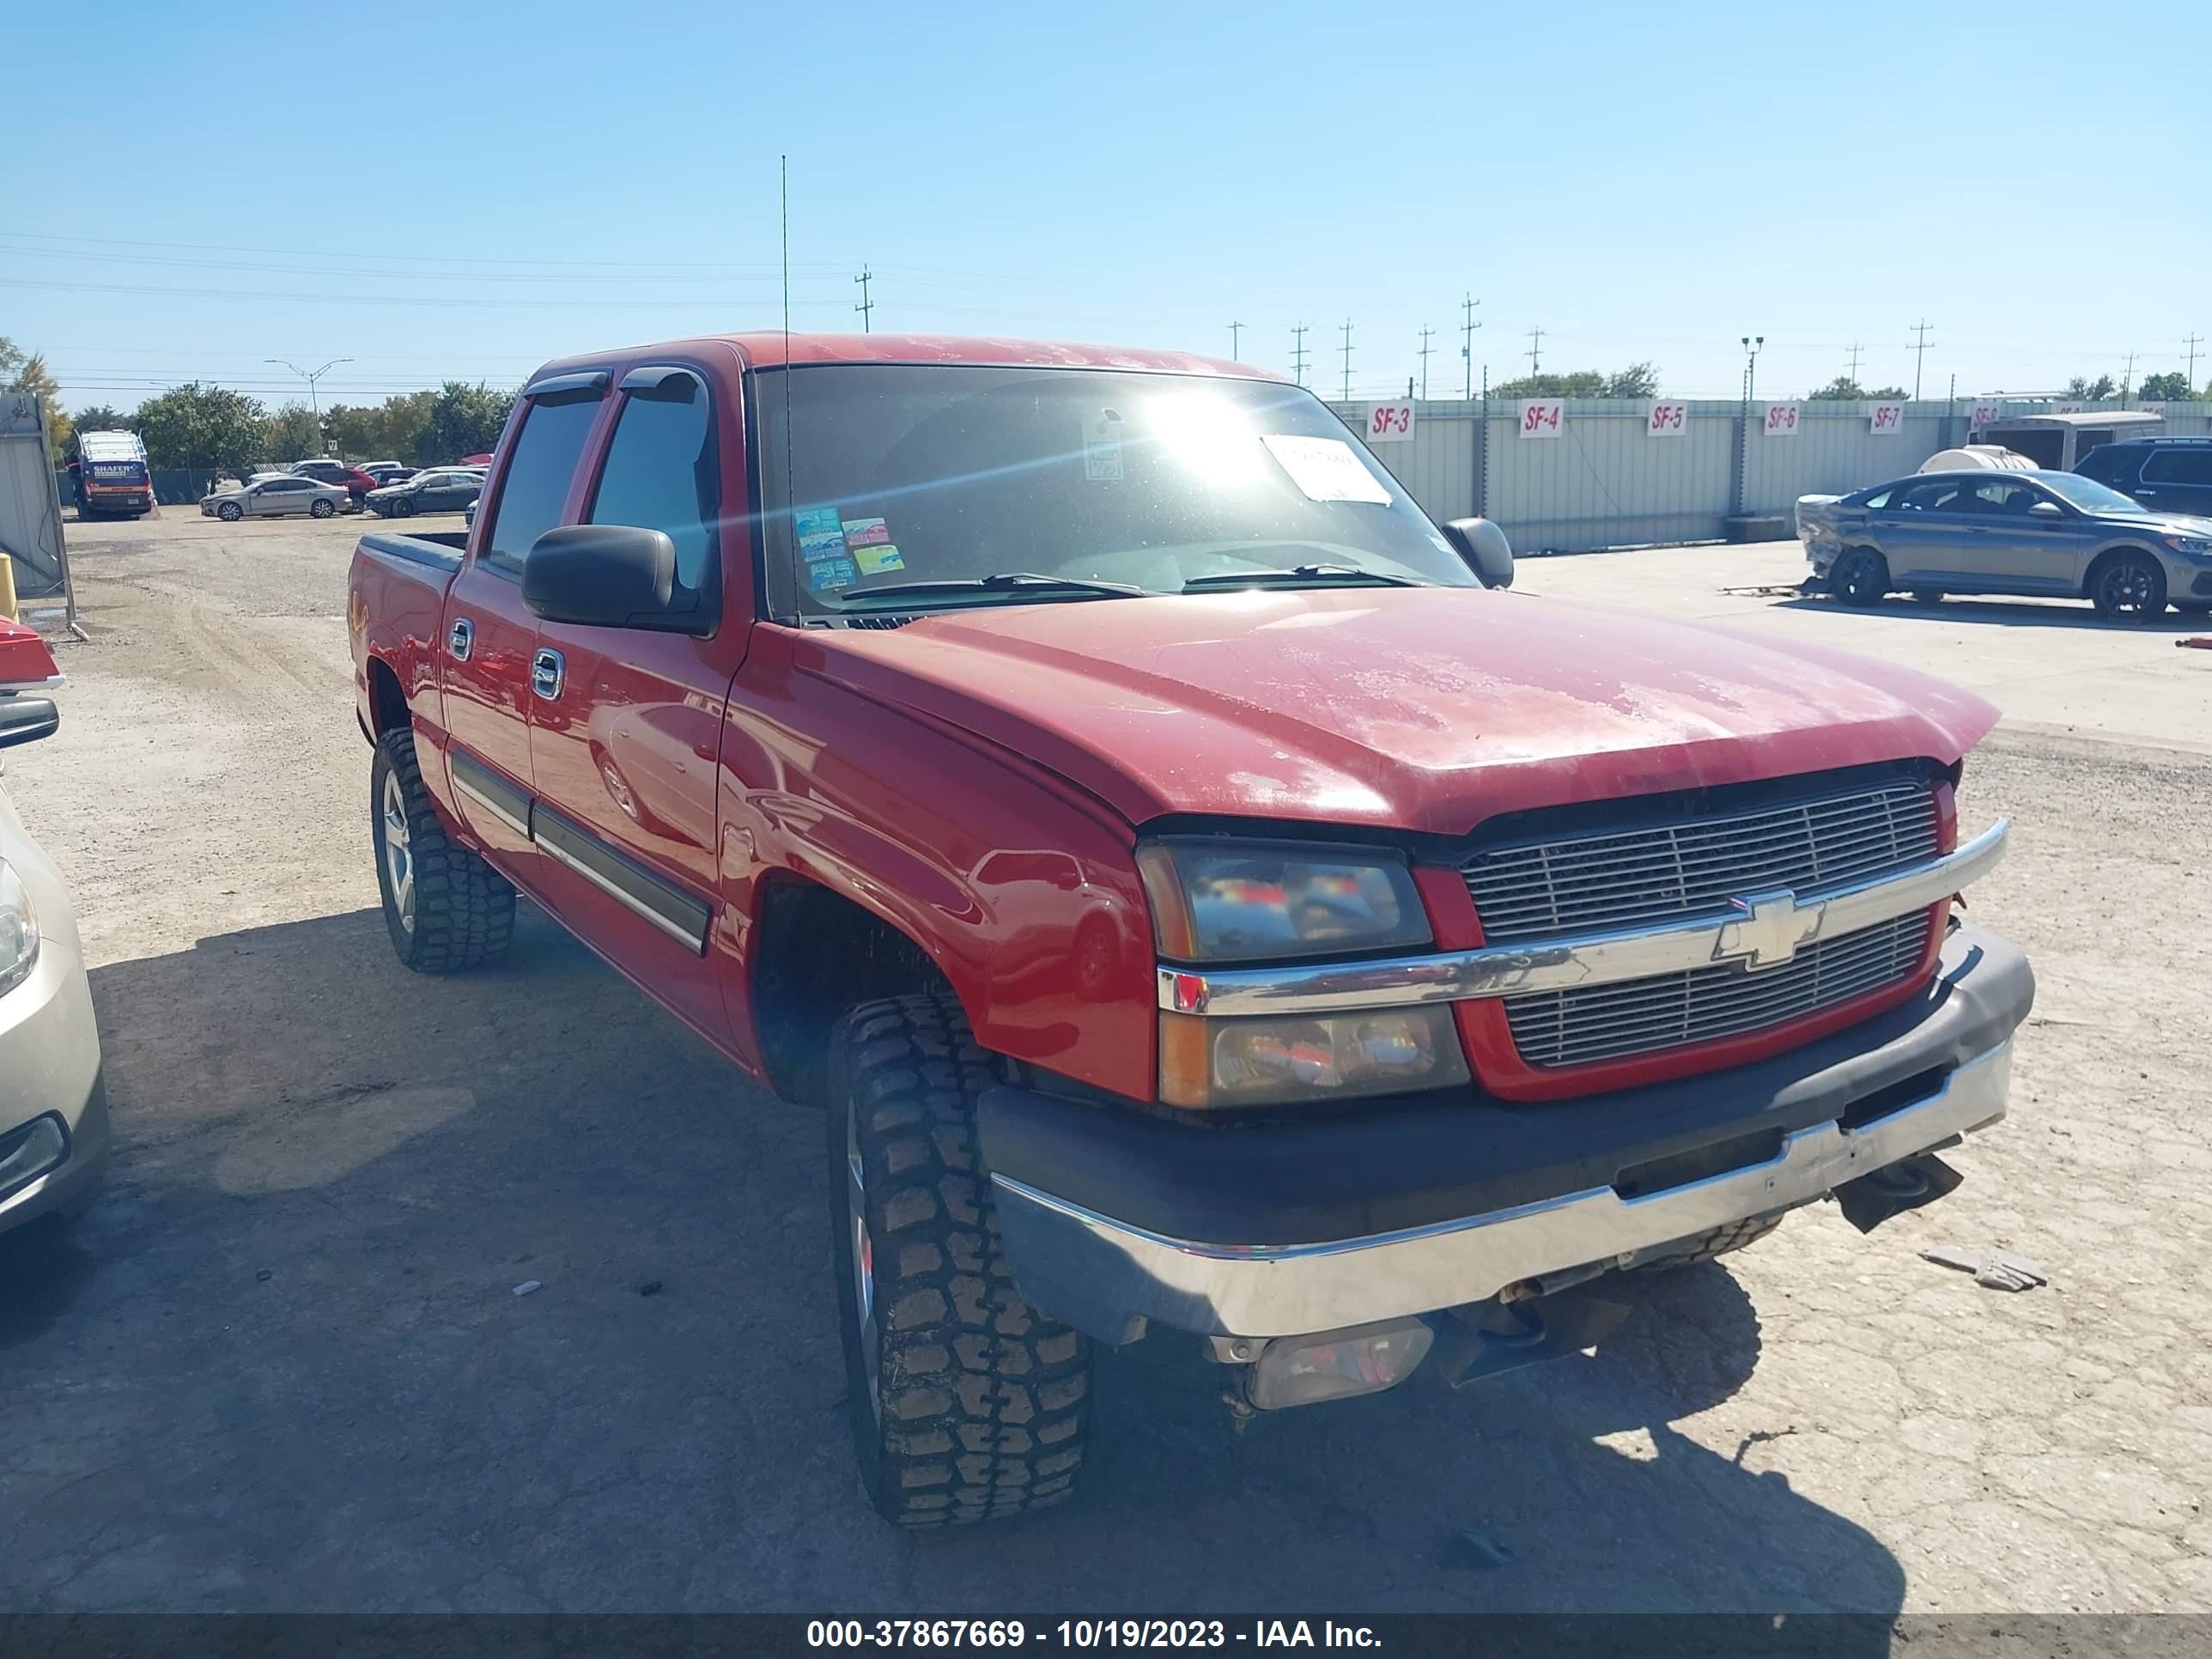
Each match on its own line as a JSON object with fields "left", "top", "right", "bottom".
{"left": 993, "top": 1036, "right": 2013, "bottom": 1342}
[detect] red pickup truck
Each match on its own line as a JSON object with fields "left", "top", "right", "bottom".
{"left": 348, "top": 333, "right": 2033, "bottom": 1527}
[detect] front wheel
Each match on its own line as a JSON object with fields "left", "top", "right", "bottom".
{"left": 390, "top": 495, "right": 416, "bottom": 519}
{"left": 310, "top": 497, "right": 337, "bottom": 519}
{"left": 1833, "top": 549, "right": 1890, "bottom": 607}
{"left": 829, "top": 994, "right": 1093, "bottom": 1526}
{"left": 216, "top": 500, "right": 243, "bottom": 521}
{"left": 2090, "top": 551, "right": 2166, "bottom": 620}
{"left": 371, "top": 727, "right": 517, "bottom": 972}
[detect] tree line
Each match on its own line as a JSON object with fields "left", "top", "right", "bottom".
{"left": 62, "top": 378, "right": 517, "bottom": 472}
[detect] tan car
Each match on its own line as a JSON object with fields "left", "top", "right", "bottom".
{"left": 201, "top": 475, "right": 349, "bottom": 522}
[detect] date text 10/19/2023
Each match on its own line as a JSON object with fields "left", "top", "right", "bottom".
{"left": 806, "top": 1621, "right": 1382, "bottom": 1649}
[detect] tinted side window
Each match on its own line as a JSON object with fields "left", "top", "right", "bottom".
{"left": 1895, "top": 479, "right": 1966, "bottom": 513}
{"left": 2075, "top": 446, "right": 2139, "bottom": 485}
{"left": 480, "top": 392, "right": 603, "bottom": 576}
{"left": 2144, "top": 449, "right": 2212, "bottom": 487}
{"left": 587, "top": 374, "right": 720, "bottom": 599}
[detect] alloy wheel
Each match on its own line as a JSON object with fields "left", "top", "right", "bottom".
{"left": 380, "top": 769, "right": 415, "bottom": 933}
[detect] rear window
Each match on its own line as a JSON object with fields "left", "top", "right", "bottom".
{"left": 2143, "top": 448, "right": 2212, "bottom": 488}
{"left": 2074, "top": 447, "right": 2137, "bottom": 484}
{"left": 479, "top": 391, "right": 602, "bottom": 576}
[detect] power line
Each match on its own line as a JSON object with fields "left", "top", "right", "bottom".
{"left": 1290, "top": 323, "right": 1308, "bottom": 386}
{"left": 1417, "top": 325, "right": 1434, "bottom": 401}
{"left": 1526, "top": 326, "right": 1545, "bottom": 375}
{"left": 1460, "top": 293, "right": 1481, "bottom": 399}
{"left": 1340, "top": 319, "right": 1354, "bottom": 403}
{"left": 854, "top": 265, "right": 873, "bottom": 333}
{"left": 1910, "top": 319, "right": 1933, "bottom": 399}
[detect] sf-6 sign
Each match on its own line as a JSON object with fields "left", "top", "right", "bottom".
{"left": 1764, "top": 402, "right": 1801, "bottom": 436}
{"left": 1869, "top": 400, "right": 1906, "bottom": 434}
{"left": 1365, "top": 402, "right": 1415, "bottom": 443}
{"left": 1646, "top": 401, "right": 1689, "bottom": 436}
{"left": 1520, "top": 399, "right": 1565, "bottom": 438}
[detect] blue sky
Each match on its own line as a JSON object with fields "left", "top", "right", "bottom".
{"left": 4, "top": 0, "right": 2208, "bottom": 412}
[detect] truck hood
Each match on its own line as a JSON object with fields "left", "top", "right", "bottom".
{"left": 793, "top": 588, "right": 2000, "bottom": 833}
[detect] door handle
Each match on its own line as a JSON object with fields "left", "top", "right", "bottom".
{"left": 447, "top": 617, "right": 474, "bottom": 661}
{"left": 532, "top": 648, "right": 566, "bottom": 702}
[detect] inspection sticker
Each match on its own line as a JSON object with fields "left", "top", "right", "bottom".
{"left": 1260, "top": 434, "right": 1391, "bottom": 505}
{"left": 855, "top": 544, "right": 906, "bottom": 575}
{"left": 793, "top": 506, "right": 845, "bottom": 559}
{"left": 1083, "top": 410, "right": 1125, "bottom": 482}
{"left": 842, "top": 517, "right": 890, "bottom": 548}
{"left": 807, "top": 555, "right": 858, "bottom": 591}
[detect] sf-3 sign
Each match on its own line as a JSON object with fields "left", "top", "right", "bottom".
{"left": 1364, "top": 402, "right": 1415, "bottom": 443}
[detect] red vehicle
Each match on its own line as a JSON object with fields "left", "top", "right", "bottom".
{"left": 347, "top": 333, "right": 2033, "bottom": 1528}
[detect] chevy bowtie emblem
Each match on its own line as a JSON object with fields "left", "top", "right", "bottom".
{"left": 1713, "top": 890, "right": 1826, "bottom": 969}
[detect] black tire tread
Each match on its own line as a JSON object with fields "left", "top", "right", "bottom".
{"left": 1634, "top": 1210, "right": 1787, "bottom": 1273}
{"left": 373, "top": 727, "right": 516, "bottom": 974}
{"left": 835, "top": 994, "right": 1092, "bottom": 1526}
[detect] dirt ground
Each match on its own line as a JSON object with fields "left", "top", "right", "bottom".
{"left": 3, "top": 516, "right": 2208, "bottom": 1614}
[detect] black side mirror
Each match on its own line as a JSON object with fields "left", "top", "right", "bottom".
{"left": 0, "top": 697, "right": 61, "bottom": 751}
{"left": 1441, "top": 517, "right": 1515, "bottom": 589}
{"left": 522, "top": 525, "right": 695, "bottom": 632}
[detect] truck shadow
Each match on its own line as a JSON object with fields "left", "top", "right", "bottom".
{"left": 0, "top": 908, "right": 1899, "bottom": 1626}
{"left": 1775, "top": 593, "right": 2208, "bottom": 631}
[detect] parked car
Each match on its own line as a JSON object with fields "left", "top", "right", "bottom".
{"left": 363, "top": 468, "right": 484, "bottom": 519}
{"left": 1797, "top": 468, "right": 2212, "bottom": 618}
{"left": 201, "top": 475, "right": 349, "bottom": 521}
{"left": 360, "top": 463, "right": 418, "bottom": 487}
{"left": 0, "top": 620, "right": 108, "bottom": 1237}
{"left": 349, "top": 332, "right": 2031, "bottom": 1527}
{"left": 2071, "top": 437, "right": 2212, "bottom": 520}
{"left": 289, "top": 462, "right": 379, "bottom": 507}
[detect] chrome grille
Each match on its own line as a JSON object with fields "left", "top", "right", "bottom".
{"left": 1462, "top": 780, "right": 1939, "bottom": 944}
{"left": 1504, "top": 911, "right": 1933, "bottom": 1068}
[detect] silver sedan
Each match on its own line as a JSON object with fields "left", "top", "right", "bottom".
{"left": 201, "top": 475, "right": 350, "bottom": 522}
{"left": 1797, "top": 469, "right": 2212, "bottom": 619}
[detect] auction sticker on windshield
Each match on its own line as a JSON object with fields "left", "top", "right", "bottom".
{"left": 1260, "top": 434, "right": 1391, "bottom": 505}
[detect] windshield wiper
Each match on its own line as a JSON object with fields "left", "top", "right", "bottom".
{"left": 1180, "top": 563, "right": 1421, "bottom": 592}
{"left": 830, "top": 572, "right": 1146, "bottom": 608}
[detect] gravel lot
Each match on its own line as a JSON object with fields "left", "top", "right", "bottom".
{"left": 3, "top": 515, "right": 2208, "bottom": 1613}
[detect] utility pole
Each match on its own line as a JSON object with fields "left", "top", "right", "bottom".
{"left": 2121, "top": 352, "right": 2137, "bottom": 407}
{"left": 1525, "top": 326, "right": 1545, "bottom": 376}
{"left": 1291, "top": 323, "right": 1309, "bottom": 386}
{"left": 1340, "top": 319, "right": 1354, "bottom": 403}
{"left": 1417, "top": 325, "right": 1435, "bottom": 400}
{"left": 1845, "top": 343, "right": 1863, "bottom": 384}
{"left": 1229, "top": 321, "right": 1245, "bottom": 361}
{"left": 1460, "top": 292, "right": 1481, "bottom": 398}
{"left": 264, "top": 356, "right": 352, "bottom": 422}
{"left": 853, "top": 266, "right": 873, "bottom": 333}
{"left": 2188, "top": 333, "right": 2205, "bottom": 390}
{"left": 1910, "top": 319, "right": 1933, "bottom": 400}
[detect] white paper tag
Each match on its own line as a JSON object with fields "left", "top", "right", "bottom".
{"left": 1082, "top": 410, "right": 1125, "bottom": 482}
{"left": 1261, "top": 434, "right": 1391, "bottom": 505}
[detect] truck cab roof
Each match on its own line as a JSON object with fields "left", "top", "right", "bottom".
{"left": 524, "top": 331, "right": 1275, "bottom": 386}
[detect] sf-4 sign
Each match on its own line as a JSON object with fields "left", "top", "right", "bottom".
{"left": 1647, "top": 401, "right": 1689, "bottom": 436}
{"left": 1869, "top": 400, "right": 1906, "bottom": 434}
{"left": 1764, "top": 402, "right": 1801, "bottom": 437}
{"left": 1365, "top": 402, "right": 1415, "bottom": 443}
{"left": 1520, "top": 399, "right": 1564, "bottom": 438}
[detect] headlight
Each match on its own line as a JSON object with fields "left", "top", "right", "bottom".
{"left": 0, "top": 859, "right": 40, "bottom": 998}
{"left": 2162, "top": 534, "right": 2212, "bottom": 555}
{"left": 1158, "top": 1006, "right": 1469, "bottom": 1109}
{"left": 1135, "top": 838, "right": 1431, "bottom": 963}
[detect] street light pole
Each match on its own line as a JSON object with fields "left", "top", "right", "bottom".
{"left": 1741, "top": 334, "right": 1765, "bottom": 405}
{"left": 264, "top": 356, "right": 353, "bottom": 422}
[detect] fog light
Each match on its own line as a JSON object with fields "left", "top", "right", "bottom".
{"left": 0, "top": 1113, "right": 69, "bottom": 1203}
{"left": 1246, "top": 1318, "right": 1435, "bottom": 1410}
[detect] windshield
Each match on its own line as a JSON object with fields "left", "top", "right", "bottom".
{"left": 2042, "top": 473, "right": 2150, "bottom": 514}
{"left": 755, "top": 365, "right": 1478, "bottom": 617}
